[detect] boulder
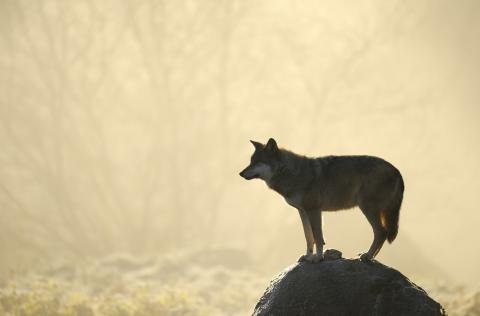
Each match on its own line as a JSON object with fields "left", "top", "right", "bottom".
{"left": 253, "top": 249, "right": 446, "bottom": 316}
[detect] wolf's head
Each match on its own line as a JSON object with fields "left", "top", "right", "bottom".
{"left": 239, "top": 138, "right": 281, "bottom": 181}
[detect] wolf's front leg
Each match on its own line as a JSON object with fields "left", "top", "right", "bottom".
{"left": 297, "top": 209, "right": 315, "bottom": 262}
{"left": 308, "top": 209, "right": 325, "bottom": 263}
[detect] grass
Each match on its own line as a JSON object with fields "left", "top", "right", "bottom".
{"left": 0, "top": 249, "right": 267, "bottom": 316}
{"left": 0, "top": 249, "right": 477, "bottom": 315}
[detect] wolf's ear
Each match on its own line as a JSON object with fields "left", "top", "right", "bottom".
{"left": 266, "top": 138, "right": 278, "bottom": 152}
{"left": 250, "top": 140, "right": 263, "bottom": 151}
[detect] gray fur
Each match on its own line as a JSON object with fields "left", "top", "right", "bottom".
{"left": 239, "top": 138, "right": 404, "bottom": 262}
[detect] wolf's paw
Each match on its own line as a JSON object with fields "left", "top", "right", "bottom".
{"left": 311, "top": 253, "right": 324, "bottom": 263}
{"left": 359, "top": 253, "right": 373, "bottom": 262}
{"left": 298, "top": 253, "right": 324, "bottom": 263}
{"left": 298, "top": 254, "right": 314, "bottom": 262}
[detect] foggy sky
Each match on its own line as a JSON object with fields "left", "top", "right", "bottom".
{"left": 0, "top": 0, "right": 479, "bottom": 286}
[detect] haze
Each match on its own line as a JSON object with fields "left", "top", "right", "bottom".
{"left": 0, "top": 0, "right": 479, "bottom": 301}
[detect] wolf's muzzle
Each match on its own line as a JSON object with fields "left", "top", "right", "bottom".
{"left": 239, "top": 168, "right": 257, "bottom": 180}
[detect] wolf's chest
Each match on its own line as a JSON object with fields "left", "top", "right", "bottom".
{"left": 284, "top": 194, "right": 303, "bottom": 209}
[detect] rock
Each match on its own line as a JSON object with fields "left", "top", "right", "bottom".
{"left": 323, "top": 249, "right": 342, "bottom": 261}
{"left": 253, "top": 250, "right": 446, "bottom": 316}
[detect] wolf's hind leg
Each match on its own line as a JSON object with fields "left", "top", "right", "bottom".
{"left": 297, "top": 209, "right": 315, "bottom": 262}
{"left": 308, "top": 209, "right": 325, "bottom": 263}
{"left": 360, "top": 207, "right": 387, "bottom": 261}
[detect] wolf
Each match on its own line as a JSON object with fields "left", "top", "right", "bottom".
{"left": 239, "top": 138, "right": 404, "bottom": 262}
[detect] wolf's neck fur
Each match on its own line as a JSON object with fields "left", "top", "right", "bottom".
{"left": 266, "top": 150, "right": 316, "bottom": 198}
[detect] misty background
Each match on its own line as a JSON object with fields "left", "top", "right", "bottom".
{"left": 0, "top": 0, "right": 479, "bottom": 289}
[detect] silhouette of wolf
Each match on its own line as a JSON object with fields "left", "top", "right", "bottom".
{"left": 239, "top": 138, "right": 404, "bottom": 262}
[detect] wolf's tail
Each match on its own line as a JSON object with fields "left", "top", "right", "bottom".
{"left": 384, "top": 172, "right": 404, "bottom": 243}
